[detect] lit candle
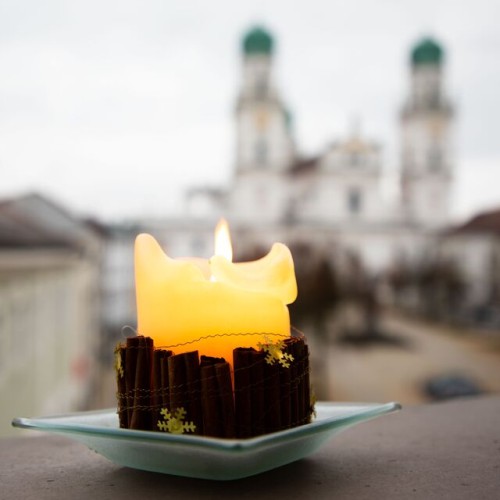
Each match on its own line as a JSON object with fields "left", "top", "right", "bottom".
{"left": 134, "top": 220, "right": 297, "bottom": 365}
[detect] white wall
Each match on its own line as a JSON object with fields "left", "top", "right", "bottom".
{"left": 440, "top": 234, "right": 497, "bottom": 306}
{"left": 0, "top": 250, "right": 99, "bottom": 436}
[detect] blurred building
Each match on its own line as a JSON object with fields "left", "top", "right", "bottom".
{"left": 101, "top": 223, "right": 138, "bottom": 336}
{"left": 185, "top": 27, "right": 454, "bottom": 272}
{"left": 100, "top": 217, "right": 215, "bottom": 348}
{"left": 440, "top": 208, "right": 500, "bottom": 325}
{"left": 0, "top": 193, "right": 104, "bottom": 436}
{"left": 104, "top": 28, "right": 460, "bottom": 329}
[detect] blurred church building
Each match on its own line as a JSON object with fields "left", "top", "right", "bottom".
{"left": 0, "top": 193, "right": 105, "bottom": 436}
{"left": 103, "top": 27, "right": 467, "bottom": 335}
{"left": 180, "top": 26, "right": 454, "bottom": 273}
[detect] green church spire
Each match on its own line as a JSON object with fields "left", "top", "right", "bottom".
{"left": 411, "top": 37, "right": 444, "bottom": 65}
{"left": 242, "top": 26, "right": 274, "bottom": 55}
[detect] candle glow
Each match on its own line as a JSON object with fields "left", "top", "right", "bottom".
{"left": 214, "top": 218, "right": 233, "bottom": 262}
{"left": 134, "top": 220, "right": 297, "bottom": 365}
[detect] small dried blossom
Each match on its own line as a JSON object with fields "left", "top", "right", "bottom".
{"left": 114, "top": 344, "right": 124, "bottom": 378}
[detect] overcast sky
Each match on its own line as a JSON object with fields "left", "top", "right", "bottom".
{"left": 0, "top": 0, "right": 499, "bottom": 222}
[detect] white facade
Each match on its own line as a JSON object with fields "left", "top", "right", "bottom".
{"left": 294, "top": 135, "right": 387, "bottom": 224}
{"left": 102, "top": 225, "right": 137, "bottom": 328}
{"left": 438, "top": 209, "right": 500, "bottom": 312}
{"left": 440, "top": 234, "right": 496, "bottom": 306}
{"left": 0, "top": 194, "right": 103, "bottom": 437}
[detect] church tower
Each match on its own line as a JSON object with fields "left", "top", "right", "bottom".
{"left": 400, "top": 38, "right": 453, "bottom": 228}
{"left": 231, "top": 26, "right": 295, "bottom": 223}
{"left": 235, "top": 26, "right": 294, "bottom": 173}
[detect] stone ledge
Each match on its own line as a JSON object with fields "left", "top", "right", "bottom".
{"left": 1, "top": 396, "right": 499, "bottom": 499}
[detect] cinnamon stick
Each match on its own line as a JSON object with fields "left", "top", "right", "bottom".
{"left": 130, "top": 336, "right": 154, "bottom": 430}
{"left": 286, "top": 338, "right": 299, "bottom": 429}
{"left": 115, "top": 344, "right": 128, "bottom": 428}
{"left": 168, "top": 351, "right": 203, "bottom": 434}
{"left": 287, "top": 337, "right": 313, "bottom": 425}
{"left": 249, "top": 349, "right": 266, "bottom": 436}
{"left": 125, "top": 336, "right": 139, "bottom": 426}
{"left": 279, "top": 341, "right": 293, "bottom": 430}
{"left": 233, "top": 348, "right": 253, "bottom": 438}
{"left": 160, "top": 355, "right": 170, "bottom": 408}
{"left": 215, "top": 361, "right": 236, "bottom": 438}
{"left": 303, "top": 343, "right": 313, "bottom": 423}
{"left": 234, "top": 347, "right": 269, "bottom": 437}
{"left": 263, "top": 360, "right": 281, "bottom": 434}
{"left": 200, "top": 356, "right": 235, "bottom": 438}
{"left": 299, "top": 339, "right": 312, "bottom": 424}
{"left": 152, "top": 349, "right": 173, "bottom": 428}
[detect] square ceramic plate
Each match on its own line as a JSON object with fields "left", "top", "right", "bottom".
{"left": 12, "top": 401, "right": 400, "bottom": 480}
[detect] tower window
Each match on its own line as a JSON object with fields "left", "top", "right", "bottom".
{"left": 349, "top": 152, "right": 363, "bottom": 167}
{"left": 405, "top": 148, "right": 415, "bottom": 168}
{"left": 255, "top": 77, "right": 268, "bottom": 98}
{"left": 347, "top": 188, "right": 362, "bottom": 215}
{"left": 191, "top": 237, "right": 207, "bottom": 256}
{"left": 255, "top": 139, "right": 268, "bottom": 166}
{"left": 428, "top": 146, "right": 442, "bottom": 171}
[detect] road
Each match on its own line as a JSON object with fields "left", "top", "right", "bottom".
{"left": 318, "top": 310, "right": 500, "bottom": 404}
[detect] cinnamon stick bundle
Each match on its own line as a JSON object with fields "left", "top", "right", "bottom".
{"left": 116, "top": 334, "right": 313, "bottom": 437}
{"left": 200, "top": 356, "right": 235, "bottom": 438}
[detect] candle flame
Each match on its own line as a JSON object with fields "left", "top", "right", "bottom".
{"left": 214, "top": 218, "right": 233, "bottom": 262}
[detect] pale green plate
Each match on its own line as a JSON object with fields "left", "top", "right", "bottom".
{"left": 12, "top": 402, "right": 401, "bottom": 480}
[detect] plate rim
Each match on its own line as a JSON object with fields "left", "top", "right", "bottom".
{"left": 12, "top": 401, "right": 401, "bottom": 452}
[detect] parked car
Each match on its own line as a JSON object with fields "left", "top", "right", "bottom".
{"left": 424, "top": 374, "right": 483, "bottom": 401}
